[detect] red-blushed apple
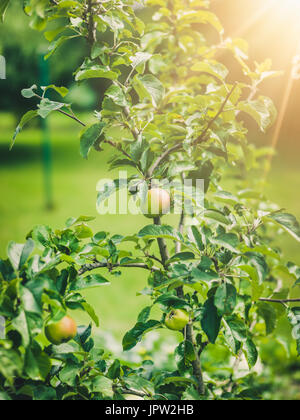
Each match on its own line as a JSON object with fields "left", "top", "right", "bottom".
{"left": 45, "top": 316, "right": 77, "bottom": 345}
{"left": 142, "top": 188, "right": 171, "bottom": 218}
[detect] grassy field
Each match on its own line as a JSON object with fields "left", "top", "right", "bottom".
{"left": 1, "top": 112, "right": 300, "bottom": 339}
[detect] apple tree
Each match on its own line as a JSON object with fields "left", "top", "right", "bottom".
{"left": 1, "top": 0, "right": 300, "bottom": 400}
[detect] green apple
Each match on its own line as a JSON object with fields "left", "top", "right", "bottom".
{"left": 142, "top": 188, "right": 171, "bottom": 218}
{"left": 45, "top": 316, "right": 77, "bottom": 345}
{"left": 165, "top": 309, "right": 189, "bottom": 331}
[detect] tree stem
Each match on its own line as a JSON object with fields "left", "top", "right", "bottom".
{"left": 153, "top": 217, "right": 170, "bottom": 266}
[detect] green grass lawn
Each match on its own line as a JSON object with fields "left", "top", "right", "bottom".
{"left": 1, "top": 112, "right": 300, "bottom": 339}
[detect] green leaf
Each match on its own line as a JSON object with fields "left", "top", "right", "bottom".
{"left": 175, "top": 340, "right": 196, "bottom": 373}
{"left": 211, "top": 233, "right": 239, "bottom": 253}
{"left": 130, "top": 52, "right": 152, "bottom": 73}
{"left": 214, "top": 191, "right": 239, "bottom": 206}
{"left": 33, "top": 386, "right": 57, "bottom": 401}
{"left": 123, "top": 320, "right": 161, "bottom": 351}
{"left": 21, "top": 84, "right": 37, "bottom": 98}
{"left": 74, "top": 224, "right": 93, "bottom": 239}
{"left": 192, "top": 267, "right": 219, "bottom": 282}
{"left": 89, "top": 376, "right": 113, "bottom": 398}
{"left": 104, "top": 85, "right": 128, "bottom": 107}
{"left": 42, "top": 84, "right": 69, "bottom": 98}
{"left": 70, "top": 274, "right": 110, "bottom": 291}
{"left": 12, "top": 110, "right": 38, "bottom": 149}
{"left": 80, "top": 122, "right": 105, "bottom": 159}
{"left": 214, "top": 283, "right": 237, "bottom": 316}
{"left": 200, "top": 297, "right": 222, "bottom": 344}
{"left": 155, "top": 293, "right": 189, "bottom": 310}
{"left": 179, "top": 10, "right": 224, "bottom": 34}
{"left": 107, "top": 359, "right": 121, "bottom": 380}
{"left": 0, "top": 0, "right": 10, "bottom": 22}
{"left": 238, "top": 96, "right": 277, "bottom": 132}
{"left": 204, "top": 209, "right": 230, "bottom": 226}
{"left": 133, "top": 74, "right": 165, "bottom": 107}
{"left": 45, "top": 35, "right": 77, "bottom": 60}
{"left": 37, "top": 98, "right": 65, "bottom": 118}
{"left": 138, "top": 225, "right": 180, "bottom": 241}
{"left": 223, "top": 319, "right": 241, "bottom": 355}
{"left": 0, "top": 348, "right": 22, "bottom": 385}
{"left": 75, "top": 65, "right": 118, "bottom": 81}
{"left": 226, "top": 317, "right": 248, "bottom": 342}
{"left": 7, "top": 239, "right": 35, "bottom": 270}
{"left": 191, "top": 61, "right": 228, "bottom": 81}
{"left": 238, "top": 264, "right": 264, "bottom": 301}
{"left": 287, "top": 307, "right": 300, "bottom": 356}
{"left": 24, "top": 348, "right": 51, "bottom": 381}
{"left": 257, "top": 302, "right": 277, "bottom": 335}
{"left": 137, "top": 306, "right": 151, "bottom": 323}
{"left": 267, "top": 212, "right": 300, "bottom": 242}
{"left": 59, "top": 361, "right": 80, "bottom": 387}
{"left": 65, "top": 215, "right": 95, "bottom": 227}
{"left": 168, "top": 252, "right": 195, "bottom": 263}
{"left": 12, "top": 310, "right": 30, "bottom": 347}
{"left": 82, "top": 302, "right": 99, "bottom": 327}
{"left": 191, "top": 226, "right": 205, "bottom": 251}
{"left": 243, "top": 338, "right": 258, "bottom": 369}
{"left": 123, "top": 375, "right": 154, "bottom": 396}
{"left": 44, "top": 27, "right": 65, "bottom": 42}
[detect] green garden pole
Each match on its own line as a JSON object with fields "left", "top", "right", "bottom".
{"left": 39, "top": 54, "right": 54, "bottom": 210}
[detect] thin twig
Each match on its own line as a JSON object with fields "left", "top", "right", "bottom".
{"left": 78, "top": 262, "right": 160, "bottom": 275}
{"left": 148, "top": 144, "right": 181, "bottom": 178}
{"left": 34, "top": 94, "right": 86, "bottom": 127}
{"left": 259, "top": 298, "right": 300, "bottom": 304}
{"left": 103, "top": 140, "right": 133, "bottom": 160}
{"left": 148, "top": 84, "right": 238, "bottom": 178}
{"left": 119, "top": 388, "right": 150, "bottom": 398}
{"left": 193, "top": 83, "right": 238, "bottom": 146}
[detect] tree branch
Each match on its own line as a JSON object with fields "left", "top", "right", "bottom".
{"left": 192, "top": 83, "right": 238, "bottom": 146}
{"left": 259, "top": 298, "right": 300, "bottom": 304}
{"left": 186, "top": 323, "right": 205, "bottom": 395}
{"left": 175, "top": 210, "right": 185, "bottom": 254}
{"left": 148, "top": 84, "right": 237, "bottom": 178}
{"left": 148, "top": 144, "right": 182, "bottom": 178}
{"left": 153, "top": 217, "right": 170, "bottom": 266}
{"left": 87, "top": 0, "right": 97, "bottom": 51}
{"left": 34, "top": 94, "right": 86, "bottom": 127}
{"left": 176, "top": 286, "right": 205, "bottom": 395}
{"left": 78, "top": 261, "right": 160, "bottom": 275}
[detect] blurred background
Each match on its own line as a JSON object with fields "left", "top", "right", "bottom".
{"left": 0, "top": 0, "right": 300, "bottom": 399}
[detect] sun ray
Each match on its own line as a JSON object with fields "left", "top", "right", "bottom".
{"left": 263, "top": 37, "right": 300, "bottom": 180}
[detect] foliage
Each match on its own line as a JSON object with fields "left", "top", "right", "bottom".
{"left": 1, "top": 0, "right": 300, "bottom": 400}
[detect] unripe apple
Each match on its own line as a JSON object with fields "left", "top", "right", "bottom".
{"left": 142, "top": 188, "right": 171, "bottom": 218}
{"left": 165, "top": 309, "right": 189, "bottom": 331}
{"left": 45, "top": 316, "right": 77, "bottom": 345}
